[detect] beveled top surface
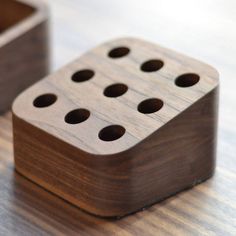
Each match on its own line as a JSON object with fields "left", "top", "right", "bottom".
{"left": 13, "top": 37, "right": 219, "bottom": 155}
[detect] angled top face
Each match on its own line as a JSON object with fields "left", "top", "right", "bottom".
{"left": 0, "top": 0, "right": 47, "bottom": 45}
{"left": 13, "top": 38, "right": 219, "bottom": 155}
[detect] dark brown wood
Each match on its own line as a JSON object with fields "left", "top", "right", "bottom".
{"left": 0, "top": 0, "right": 49, "bottom": 113}
{"left": 12, "top": 38, "right": 219, "bottom": 217}
{"left": 0, "top": 0, "right": 235, "bottom": 235}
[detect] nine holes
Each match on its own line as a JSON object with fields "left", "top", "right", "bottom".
{"left": 98, "top": 125, "right": 126, "bottom": 142}
{"left": 33, "top": 46, "right": 200, "bottom": 142}
{"left": 72, "top": 69, "right": 95, "bottom": 82}
{"left": 108, "top": 47, "right": 130, "bottom": 58}
{"left": 104, "top": 83, "right": 128, "bottom": 97}
{"left": 33, "top": 93, "right": 57, "bottom": 108}
{"left": 65, "top": 109, "right": 90, "bottom": 124}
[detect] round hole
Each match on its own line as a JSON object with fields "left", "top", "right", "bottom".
{"left": 138, "top": 98, "right": 164, "bottom": 114}
{"left": 33, "top": 94, "right": 57, "bottom": 108}
{"left": 141, "top": 59, "right": 164, "bottom": 72}
{"left": 108, "top": 47, "right": 130, "bottom": 58}
{"left": 175, "top": 73, "right": 200, "bottom": 87}
{"left": 104, "top": 83, "right": 128, "bottom": 98}
{"left": 72, "top": 69, "right": 95, "bottom": 82}
{"left": 65, "top": 109, "right": 90, "bottom": 124}
{"left": 99, "top": 125, "right": 125, "bottom": 142}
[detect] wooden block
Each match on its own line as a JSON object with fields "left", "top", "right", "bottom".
{"left": 12, "top": 38, "right": 219, "bottom": 217}
{"left": 0, "top": 0, "right": 49, "bottom": 113}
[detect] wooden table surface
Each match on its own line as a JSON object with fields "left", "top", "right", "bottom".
{"left": 0, "top": 0, "right": 235, "bottom": 235}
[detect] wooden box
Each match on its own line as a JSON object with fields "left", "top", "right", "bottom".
{"left": 0, "top": 0, "right": 49, "bottom": 113}
{"left": 12, "top": 38, "right": 219, "bottom": 217}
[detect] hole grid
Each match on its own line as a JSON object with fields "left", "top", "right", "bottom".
{"left": 32, "top": 46, "right": 201, "bottom": 143}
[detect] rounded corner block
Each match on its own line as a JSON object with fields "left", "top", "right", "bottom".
{"left": 13, "top": 37, "right": 219, "bottom": 217}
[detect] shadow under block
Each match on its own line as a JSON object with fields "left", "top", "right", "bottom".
{"left": 12, "top": 38, "right": 219, "bottom": 217}
{"left": 0, "top": 0, "right": 49, "bottom": 113}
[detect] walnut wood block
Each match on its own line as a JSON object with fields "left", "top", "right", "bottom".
{"left": 0, "top": 0, "right": 49, "bottom": 113}
{"left": 12, "top": 38, "right": 219, "bottom": 217}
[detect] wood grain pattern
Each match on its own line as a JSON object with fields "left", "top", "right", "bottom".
{"left": 0, "top": 0, "right": 236, "bottom": 235}
{"left": 0, "top": 0, "right": 49, "bottom": 113}
{"left": 12, "top": 38, "right": 219, "bottom": 217}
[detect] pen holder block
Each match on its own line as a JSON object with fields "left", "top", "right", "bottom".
{"left": 13, "top": 38, "right": 219, "bottom": 217}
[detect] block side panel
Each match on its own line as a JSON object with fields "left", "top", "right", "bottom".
{"left": 0, "top": 19, "right": 49, "bottom": 113}
{"left": 13, "top": 115, "right": 137, "bottom": 217}
{"left": 13, "top": 87, "right": 219, "bottom": 217}
{"left": 121, "top": 87, "right": 219, "bottom": 212}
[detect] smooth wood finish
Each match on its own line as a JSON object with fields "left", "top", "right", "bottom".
{"left": 0, "top": 0, "right": 235, "bottom": 234}
{"left": 0, "top": 0, "right": 49, "bottom": 113}
{"left": 12, "top": 38, "right": 219, "bottom": 217}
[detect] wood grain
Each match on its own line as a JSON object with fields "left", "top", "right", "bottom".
{"left": 0, "top": 0, "right": 49, "bottom": 113}
{"left": 0, "top": 0, "right": 236, "bottom": 235}
{"left": 12, "top": 38, "right": 219, "bottom": 217}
